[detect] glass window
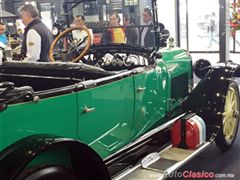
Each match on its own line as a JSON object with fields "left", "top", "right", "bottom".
{"left": 234, "top": 32, "right": 240, "bottom": 51}
{"left": 229, "top": 0, "right": 234, "bottom": 52}
{"left": 179, "top": 0, "right": 187, "bottom": 49}
{"left": 188, "top": 0, "right": 219, "bottom": 51}
{"left": 40, "top": 3, "right": 52, "bottom": 30}
{"left": 125, "top": 0, "right": 138, "bottom": 6}
{"left": 25, "top": 1, "right": 37, "bottom": 6}
{"left": 157, "top": 0, "right": 177, "bottom": 47}
{"left": 229, "top": 0, "right": 240, "bottom": 52}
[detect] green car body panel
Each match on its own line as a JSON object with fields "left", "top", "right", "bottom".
{"left": 0, "top": 93, "right": 78, "bottom": 151}
{"left": 0, "top": 47, "right": 192, "bottom": 161}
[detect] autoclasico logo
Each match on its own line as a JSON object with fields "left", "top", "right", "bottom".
{"left": 182, "top": 171, "right": 214, "bottom": 178}
{"left": 163, "top": 171, "right": 235, "bottom": 179}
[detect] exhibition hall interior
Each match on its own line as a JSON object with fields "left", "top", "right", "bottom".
{"left": 0, "top": 0, "right": 239, "bottom": 180}
{"left": 1, "top": 0, "right": 239, "bottom": 63}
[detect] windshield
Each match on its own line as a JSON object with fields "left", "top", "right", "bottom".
{"left": 60, "top": 0, "right": 157, "bottom": 49}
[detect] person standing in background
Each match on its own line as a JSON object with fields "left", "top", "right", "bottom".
{"left": 123, "top": 14, "right": 139, "bottom": 45}
{"left": 102, "top": 12, "right": 126, "bottom": 44}
{"left": 19, "top": 4, "right": 51, "bottom": 62}
{"left": 72, "top": 15, "right": 93, "bottom": 45}
{"left": 207, "top": 12, "right": 218, "bottom": 48}
{"left": 140, "top": 8, "right": 155, "bottom": 48}
{"left": 0, "top": 22, "right": 8, "bottom": 48}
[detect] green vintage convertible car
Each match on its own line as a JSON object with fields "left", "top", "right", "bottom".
{"left": 0, "top": 0, "right": 239, "bottom": 179}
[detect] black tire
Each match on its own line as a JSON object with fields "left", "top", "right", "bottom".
{"left": 15, "top": 165, "right": 80, "bottom": 180}
{"left": 215, "top": 81, "right": 240, "bottom": 152}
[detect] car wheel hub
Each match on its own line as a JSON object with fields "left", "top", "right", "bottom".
{"left": 223, "top": 87, "right": 238, "bottom": 143}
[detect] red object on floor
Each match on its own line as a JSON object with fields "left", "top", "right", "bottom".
{"left": 171, "top": 118, "right": 200, "bottom": 150}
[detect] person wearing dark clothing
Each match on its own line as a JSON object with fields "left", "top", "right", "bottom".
{"left": 123, "top": 15, "right": 139, "bottom": 45}
{"left": 101, "top": 29, "right": 112, "bottom": 44}
{"left": 19, "top": 4, "right": 51, "bottom": 62}
{"left": 141, "top": 25, "right": 155, "bottom": 48}
{"left": 140, "top": 8, "right": 155, "bottom": 48}
{"left": 158, "top": 22, "right": 169, "bottom": 47}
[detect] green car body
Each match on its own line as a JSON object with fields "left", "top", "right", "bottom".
{"left": 0, "top": 47, "right": 192, "bottom": 159}
{"left": 2, "top": 1, "right": 238, "bottom": 179}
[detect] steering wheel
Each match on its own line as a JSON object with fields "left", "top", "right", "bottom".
{"left": 49, "top": 25, "right": 92, "bottom": 63}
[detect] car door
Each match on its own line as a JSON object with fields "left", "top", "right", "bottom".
{"left": 77, "top": 73, "right": 134, "bottom": 158}
{"left": 132, "top": 65, "right": 168, "bottom": 137}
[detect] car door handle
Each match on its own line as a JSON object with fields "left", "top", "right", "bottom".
{"left": 137, "top": 87, "right": 146, "bottom": 93}
{"left": 83, "top": 106, "right": 96, "bottom": 113}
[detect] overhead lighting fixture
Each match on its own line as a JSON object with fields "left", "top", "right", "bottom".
{"left": 25, "top": 1, "right": 36, "bottom": 6}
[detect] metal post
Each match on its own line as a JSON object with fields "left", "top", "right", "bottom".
{"left": 176, "top": 0, "right": 181, "bottom": 47}
{"left": 186, "top": 0, "right": 189, "bottom": 51}
{"left": 219, "top": 0, "right": 230, "bottom": 62}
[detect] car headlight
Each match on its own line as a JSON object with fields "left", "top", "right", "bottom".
{"left": 52, "top": 27, "right": 59, "bottom": 36}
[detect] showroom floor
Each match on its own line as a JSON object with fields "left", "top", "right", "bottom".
{"left": 167, "top": 53, "right": 240, "bottom": 180}
{"left": 167, "top": 129, "right": 240, "bottom": 180}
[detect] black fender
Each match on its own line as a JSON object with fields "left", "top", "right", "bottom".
{"left": 0, "top": 134, "right": 110, "bottom": 180}
{"left": 183, "top": 62, "right": 240, "bottom": 140}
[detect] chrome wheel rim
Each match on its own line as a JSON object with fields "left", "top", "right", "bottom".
{"left": 222, "top": 86, "right": 239, "bottom": 144}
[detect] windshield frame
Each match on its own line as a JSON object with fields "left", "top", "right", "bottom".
{"left": 61, "top": 0, "right": 160, "bottom": 50}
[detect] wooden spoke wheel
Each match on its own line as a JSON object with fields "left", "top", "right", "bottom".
{"left": 215, "top": 81, "right": 240, "bottom": 152}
